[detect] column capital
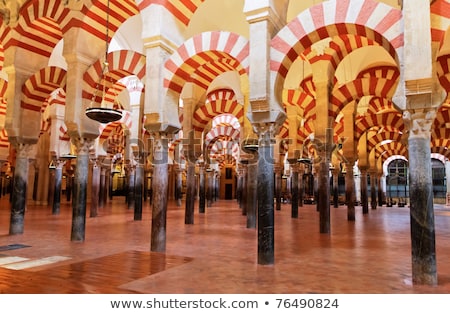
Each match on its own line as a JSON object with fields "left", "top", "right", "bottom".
{"left": 403, "top": 108, "right": 436, "bottom": 139}
{"left": 72, "top": 137, "right": 95, "bottom": 156}
{"left": 13, "top": 143, "right": 33, "bottom": 159}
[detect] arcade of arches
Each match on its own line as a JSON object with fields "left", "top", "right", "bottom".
{"left": 0, "top": 0, "right": 450, "bottom": 287}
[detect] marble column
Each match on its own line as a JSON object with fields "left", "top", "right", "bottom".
{"left": 404, "top": 109, "right": 437, "bottom": 285}
{"left": 236, "top": 169, "right": 242, "bottom": 204}
{"left": 240, "top": 161, "right": 248, "bottom": 214}
{"left": 175, "top": 164, "right": 183, "bottom": 207}
{"left": 246, "top": 160, "right": 257, "bottom": 229}
{"left": 370, "top": 171, "right": 378, "bottom": 210}
{"left": 9, "top": 143, "right": 32, "bottom": 235}
{"left": 151, "top": 134, "right": 169, "bottom": 252}
{"left": 206, "top": 167, "right": 214, "bottom": 208}
{"left": 198, "top": 163, "right": 206, "bottom": 213}
{"left": 446, "top": 160, "right": 450, "bottom": 206}
{"left": 71, "top": 138, "right": 93, "bottom": 242}
{"left": 332, "top": 167, "right": 339, "bottom": 208}
{"left": 360, "top": 168, "right": 369, "bottom": 214}
{"left": 32, "top": 161, "right": 39, "bottom": 201}
{"left": 90, "top": 159, "right": 100, "bottom": 218}
{"left": 378, "top": 174, "right": 384, "bottom": 207}
{"left": 134, "top": 161, "right": 144, "bottom": 221}
{"left": 53, "top": 159, "right": 65, "bottom": 215}
{"left": 99, "top": 166, "right": 106, "bottom": 208}
{"left": 185, "top": 161, "right": 195, "bottom": 224}
{"left": 345, "top": 161, "right": 355, "bottom": 221}
{"left": 289, "top": 161, "right": 299, "bottom": 218}
{"left": 298, "top": 163, "right": 305, "bottom": 207}
{"left": 274, "top": 165, "right": 282, "bottom": 211}
{"left": 127, "top": 163, "right": 136, "bottom": 210}
{"left": 257, "top": 129, "right": 275, "bottom": 265}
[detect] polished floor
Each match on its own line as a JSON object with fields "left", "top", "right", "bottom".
{"left": 0, "top": 194, "right": 449, "bottom": 294}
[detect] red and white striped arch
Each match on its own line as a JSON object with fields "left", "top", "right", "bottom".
{"left": 164, "top": 31, "right": 249, "bottom": 94}
{"left": 436, "top": 53, "right": 450, "bottom": 93}
{"left": 212, "top": 113, "right": 240, "bottom": 129}
{"left": 374, "top": 141, "right": 407, "bottom": 161}
{"left": 302, "top": 34, "right": 379, "bottom": 71}
{"left": 99, "top": 123, "right": 125, "bottom": 156}
{"left": 366, "top": 131, "right": 402, "bottom": 152}
{"left": 8, "top": 0, "right": 70, "bottom": 57}
{"left": 365, "top": 96, "right": 397, "bottom": 115}
{"left": 431, "top": 0, "right": 450, "bottom": 44}
{"left": 431, "top": 139, "right": 450, "bottom": 159}
{"left": 284, "top": 89, "right": 315, "bottom": 120}
{"left": 433, "top": 107, "right": 450, "bottom": 129}
{"left": 82, "top": 50, "right": 146, "bottom": 104}
{"left": 432, "top": 125, "right": 450, "bottom": 140}
{"left": 354, "top": 112, "right": 404, "bottom": 142}
{"left": 21, "top": 66, "right": 66, "bottom": 112}
{"left": 192, "top": 89, "right": 244, "bottom": 132}
{"left": 80, "top": 0, "right": 139, "bottom": 44}
{"left": 138, "top": 0, "right": 205, "bottom": 26}
{"left": 271, "top": 0, "right": 402, "bottom": 87}
{"left": 204, "top": 125, "right": 240, "bottom": 149}
{"left": 330, "top": 77, "right": 399, "bottom": 118}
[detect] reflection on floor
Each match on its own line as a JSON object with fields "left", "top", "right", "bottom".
{"left": 0, "top": 196, "right": 449, "bottom": 294}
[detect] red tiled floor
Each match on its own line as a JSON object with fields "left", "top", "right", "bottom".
{"left": 0, "top": 195, "right": 449, "bottom": 293}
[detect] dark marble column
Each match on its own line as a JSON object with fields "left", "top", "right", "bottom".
{"left": 198, "top": 163, "right": 206, "bottom": 213}
{"left": 134, "top": 162, "right": 144, "bottom": 221}
{"left": 257, "top": 130, "right": 274, "bottom": 265}
{"left": 206, "top": 167, "right": 214, "bottom": 208}
{"left": 151, "top": 135, "right": 169, "bottom": 252}
{"left": 298, "top": 163, "right": 305, "bottom": 207}
{"left": 99, "top": 166, "right": 106, "bottom": 208}
{"left": 9, "top": 143, "right": 32, "bottom": 235}
{"left": 90, "top": 160, "right": 100, "bottom": 218}
{"left": 246, "top": 161, "right": 257, "bottom": 228}
{"left": 240, "top": 161, "right": 248, "bottom": 214}
{"left": 345, "top": 161, "right": 355, "bottom": 221}
{"left": 332, "top": 168, "right": 339, "bottom": 208}
{"left": 53, "top": 160, "right": 65, "bottom": 215}
{"left": 408, "top": 127, "right": 437, "bottom": 285}
{"left": 32, "top": 162, "right": 39, "bottom": 201}
{"left": 175, "top": 164, "right": 183, "bottom": 206}
{"left": 370, "top": 171, "right": 378, "bottom": 210}
{"left": 236, "top": 170, "right": 242, "bottom": 204}
{"left": 185, "top": 162, "right": 195, "bottom": 224}
{"left": 48, "top": 166, "right": 55, "bottom": 210}
{"left": 360, "top": 168, "right": 369, "bottom": 214}
{"left": 127, "top": 164, "right": 136, "bottom": 210}
{"left": 274, "top": 165, "right": 282, "bottom": 211}
{"left": 289, "top": 161, "right": 299, "bottom": 218}
{"left": 317, "top": 159, "right": 330, "bottom": 233}
{"left": 378, "top": 174, "right": 384, "bottom": 207}
{"left": 71, "top": 138, "right": 93, "bottom": 242}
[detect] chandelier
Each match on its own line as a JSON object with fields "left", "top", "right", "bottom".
{"left": 85, "top": 0, "right": 122, "bottom": 124}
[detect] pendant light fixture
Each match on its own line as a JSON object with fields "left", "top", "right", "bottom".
{"left": 85, "top": 0, "right": 122, "bottom": 124}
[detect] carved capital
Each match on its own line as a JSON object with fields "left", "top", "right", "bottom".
{"left": 72, "top": 137, "right": 95, "bottom": 156}
{"left": 14, "top": 143, "right": 33, "bottom": 159}
{"left": 403, "top": 109, "right": 436, "bottom": 139}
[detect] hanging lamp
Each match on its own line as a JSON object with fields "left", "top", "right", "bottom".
{"left": 85, "top": 0, "right": 122, "bottom": 124}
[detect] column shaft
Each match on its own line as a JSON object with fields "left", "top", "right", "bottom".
{"left": 409, "top": 137, "right": 437, "bottom": 285}
{"left": 185, "top": 162, "right": 195, "bottom": 224}
{"left": 9, "top": 146, "right": 30, "bottom": 235}
{"left": 151, "top": 137, "right": 169, "bottom": 252}
{"left": 71, "top": 150, "right": 89, "bottom": 242}
{"left": 53, "top": 165, "right": 63, "bottom": 215}
{"left": 257, "top": 132, "right": 274, "bottom": 265}
{"left": 246, "top": 162, "right": 257, "bottom": 228}
{"left": 360, "top": 170, "right": 369, "bottom": 214}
